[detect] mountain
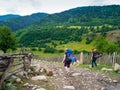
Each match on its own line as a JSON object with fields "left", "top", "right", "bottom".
{"left": 15, "top": 5, "right": 120, "bottom": 47}
{"left": 1, "top": 5, "right": 120, "bottom": 32}
{"left": 0, "top": 13, "right": 49, "bottom": 31}
{"left": 35, "top": 5, "right": 120, "bottom": 26}
{"left": 0, "top": 14, "right": 20, "bottom": 21}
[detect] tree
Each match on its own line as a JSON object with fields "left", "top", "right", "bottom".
{"left": 114, "top": 40, "right": 120, "bottom": 53}
{"left": 106, "top": 42, "right": 118, "bottom": 54}
{"left": 94, "top": 36, "right": 108, "bottom": 53}
{"left": 0, "top": 26, "right": 17, "bottom": 53}
{"left": 94, "top": 36, "right": 118, "bottom": 54}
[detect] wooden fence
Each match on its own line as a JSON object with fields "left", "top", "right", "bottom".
{"left": 0, "top": 53, "right": 32, "bottom": 89}
{"left": 33, "top": 52, "right": 120, "bottom": 65}
{"left": 79, "top": 52, "right": 120, "bottom": 65}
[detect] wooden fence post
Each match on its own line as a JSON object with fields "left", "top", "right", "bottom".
{"left": 28, "top": 53, "right": 32, "bottom": 66}
{"left": 79, "top": 52, "right": 83, "bottom": 64}
{"left": 22, "top": 56, "right": 27, "bottom": 71}
{"left": 0, "top": 57, "right": 13, "bottom": 89}
{"left": 23, "top": 54, "right": 32, "bottom": 71}
{"left": 112, "top": 52, "right": 115, "bottom": 66}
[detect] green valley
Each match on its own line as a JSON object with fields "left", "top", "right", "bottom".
{"left": 0, "top": 5, "right": 120, "bottom": 55}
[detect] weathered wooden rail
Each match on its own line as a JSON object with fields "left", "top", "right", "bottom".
{"left": 0, "top": 53, "right": 32, "bottom": 89}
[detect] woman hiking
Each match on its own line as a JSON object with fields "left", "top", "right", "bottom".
{"left": 62, "top": 48, "right": 72, "bottom": 72}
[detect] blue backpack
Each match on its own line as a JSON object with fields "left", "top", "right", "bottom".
{"left": 65, "top": 49, "right": 72, "bottom": 61}
{"left": 70, "top": 54, "right": 76, "bottom": 62}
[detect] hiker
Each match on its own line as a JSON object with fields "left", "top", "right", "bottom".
{"left": 62, "top": 48, "right": 72, "bottom": 72}
{"left": 91, "top": 48, "right": 100, "bottom": 68}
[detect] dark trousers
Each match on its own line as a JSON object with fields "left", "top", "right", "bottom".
{"left": 92, "top": 58, "right": 97, "bottom": 67}
{"left": 64, "top": 59, "right": 71, "bottom": 68}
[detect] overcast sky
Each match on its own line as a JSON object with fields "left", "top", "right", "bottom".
{"left": 0, "top": 0, "right": 120, "bottom": 16}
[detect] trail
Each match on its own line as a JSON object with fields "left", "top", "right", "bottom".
{"left": 24, "top": 60, "right": 120, "bottom": 90}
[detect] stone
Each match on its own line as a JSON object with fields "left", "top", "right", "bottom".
{"left": 46, "top": 70, "right": 53, "bottom": 76}
{"left": 113, "top": 80, "right": 118, "bottom": 83}
{"left": 72, "top": 73, "right": 81, "bottom": 76}
{"left": 16, "top": 78, "right": 21, "bottom": 83}
{"left": 63, "top": 86, "right": 75, "bottom": 90}
{"left": 23, "top": 83, "right": 29, "bottom": 87}
{"left": 101, "top": 67, "right": 113, "bottom": 72}
{"left": 31, "top": 75, "right": 47, "bottom": 81}
{"left": 36, "top": 88, "right": 46, "bottom": 90}
{"left": 32, "top": 86, "right": 37, "bottom": 90}
{"left": 34, "top": 64, "right": 41, "bottom": 75}
{"left": 40, "top": 68, "right": 46, "bottom": 73}
{"left": 101, "top": 87, "right": 107, "bottom": 90}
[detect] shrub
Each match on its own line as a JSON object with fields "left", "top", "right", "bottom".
{"left": 44, "top": 47, "right": 56, "bottom": 53}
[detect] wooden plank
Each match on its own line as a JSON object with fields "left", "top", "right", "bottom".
{"left": 8, "top": 66, "right": 23, "bottom": 74}
{"left": 0, "top": 59, "right": 13, "bottom": 89}
{"left": 12, "top": 62, "right": 23, "bottom": 66}
{"left": 0, "top": 68, "right": 6, "bottom": 72}
{"left": 0, "top": 65, "right": 6, "bottom": 68}
{"left": 0, "top": 60, "right": 8, "bottom": 66}
{"left": 8, "top": 67, "right": 23, "bottom": 77}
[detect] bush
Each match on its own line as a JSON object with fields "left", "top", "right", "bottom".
{"left": 58, "top": 49, "right": 64, "bottom": 53}
{"left": 29, "top": 66, "right": 34, "bottom": 71}
{"left": 44, "top": 47, "right": 56, "bottom": 53}
{"left": 2, "top": 83, "right": 16, "bottom": 90}
{"left": 2, "top": 80, "right": 16, "bottom": 90}
{"left": 31, "top": 47, "right": 37, "bottom": 51}
{"left": 38, "top": 48, "right": 42, "bottom": 51}
{"left": 73, "top": 50, "right": 80, "bottom": 54}
{"left": 86, "top": 38, "right": 93, "bottom": 44}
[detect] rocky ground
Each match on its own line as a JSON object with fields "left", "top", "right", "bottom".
{"left": 16, "top": 60, "right": 120, "bottom": 90}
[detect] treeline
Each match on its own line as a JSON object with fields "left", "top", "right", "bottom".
{"left": 17, "top": 24, "right": 120, "bottom": 47}
{"left": 18, "top": 26, "right": 82, "bottom": 47}
{"left": 35, "top": 5, "right": 120, "bottom": 26}
{"left": 0, "top": 13, "right": 48, "bottom": 31}
{"left": 0, "top": 5, "right": 120, "bottom": 32}
{"left": 0, "top": 25, "right": 120, "bottom": 54}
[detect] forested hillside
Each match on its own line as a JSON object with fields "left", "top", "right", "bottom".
{"left": 35, "top": 5, "right": 120, "bottom": 26}
{"left": 16, "top": 5, "right": 120, "bottom": 49}
{"left": 0, "top": 14, "right": 20, "bottom": 21}
{"left": 0, "top": 13, "right": 49, "bottom": 31}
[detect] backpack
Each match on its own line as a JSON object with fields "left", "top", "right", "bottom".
{"left": 65, "top": 49, "right": 72, "bottom": 61}
{"left": 94, "top": 54, "right": 102, "bottom": 59}
{"left": 93, "top": 51, "right": 102, "bottom": 59}
{"left": 70, "top": 54, "right": 77, "bottom": 62}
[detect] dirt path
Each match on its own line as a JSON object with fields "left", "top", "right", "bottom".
{"left": 23, "top": 60, "right": 120, "bottom": 90}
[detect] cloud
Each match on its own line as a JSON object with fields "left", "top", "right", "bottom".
{"left": 91, "top": 0, "right": 120, "bottom": 6}
{"left": 0, "top": 0, "right": 42, "bottom": 15}
{"left": 0, "top": 0, "right": 120, "bottom": 15}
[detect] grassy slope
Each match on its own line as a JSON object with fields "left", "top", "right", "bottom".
{"left": 4, "top": 29, "right": 117, "bottom": 56}
{"left": 32, "top": 38, "right": 94, "bottom": 56}
{"left": 56, "top": 39, "right": 94, "bottom": 51}
{"left": 32, "top": 29, "right": 120, "bottom": 56}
